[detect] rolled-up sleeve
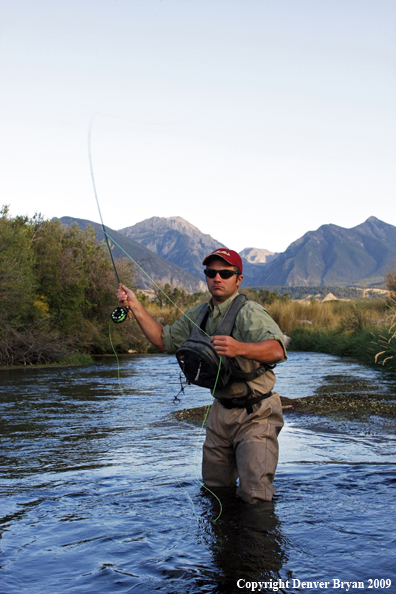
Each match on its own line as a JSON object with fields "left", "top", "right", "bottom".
{"left": 233, "top": 301, "right": 287, "bottom": 362}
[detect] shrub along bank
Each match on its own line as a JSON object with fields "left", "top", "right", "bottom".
{"left": 0, "top": 207, "right": 209, "bottom": 366}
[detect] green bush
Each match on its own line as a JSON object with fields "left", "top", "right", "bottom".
{"left": 289, "top": 326, "right": 396, "bottom": 371}
{"left": 0, "top": 208, "right": 135, "bottom": 364}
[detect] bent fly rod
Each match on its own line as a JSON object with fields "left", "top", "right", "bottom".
{"left": 87, "top": 118, "right": 223, "bottom": 522}
{"left": 88, "top": 122, "right": 131, "bottom": 324}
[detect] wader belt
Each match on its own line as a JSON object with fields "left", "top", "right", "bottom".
{"left": 217, "top": 391, "right": 273, "bottom": 415}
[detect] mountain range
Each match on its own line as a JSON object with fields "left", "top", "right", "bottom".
{"left": 253, "top": 216, "right": 396, "bottom": 287}
{"left": 58, "top": 215, "right": 396, "bottom": 289}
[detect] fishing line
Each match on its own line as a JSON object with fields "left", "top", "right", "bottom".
{"left": 88, "top": 121, "right": 216, "bottom": 337}
{"left": 103, "top": 229, "right": 223, "bottom": 518}
{"left": 88, "top": 122, "right": 223, "bottom": 521}
{"left": 108, "top": 315, "right": 222, "bottom": 522}
{"left": 108, "top": 322, "right": 216, "bottom": 521}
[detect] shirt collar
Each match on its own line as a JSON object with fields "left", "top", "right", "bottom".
{"left": 208, "top": 292, "right": 240, "bottom": 315}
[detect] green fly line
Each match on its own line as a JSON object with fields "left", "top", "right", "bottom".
{"left": 88, "top": 122, "right": 223, "bottom": 522}
{"left": 108, "top": 321, "right": 222, "bottom": 522}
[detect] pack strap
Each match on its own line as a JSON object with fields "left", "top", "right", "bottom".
{"left": 200, "top": 309, "right": 210, "bottom": 331}
{"left": 194, "top": 294, "right": 248, "bottom": 336}
{"left": 217, "top": 391, "right": 273, "bottom": 415}
{"left": 230, "top": 360, "right": 276, "bottom": 382}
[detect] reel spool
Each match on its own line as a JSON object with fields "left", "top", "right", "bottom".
{"left": 111, "top": 306, "right": 130, "bottom": 324}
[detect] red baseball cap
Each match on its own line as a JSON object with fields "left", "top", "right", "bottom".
{"left": 202, "top": 249, "right": 243, "bottom": 273}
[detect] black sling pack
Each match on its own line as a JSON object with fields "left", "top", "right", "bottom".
{"left": 175, "top": 295, "right": 274, "bottom": 390}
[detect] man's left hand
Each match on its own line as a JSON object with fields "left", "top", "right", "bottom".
{"left": 210, "top": 336, "right": 285, "bottom": 364}
{"left": 210, "top": 335, "right": 241, "bottom": 357}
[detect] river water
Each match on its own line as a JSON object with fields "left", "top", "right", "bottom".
{"left": 1, "top": 352, "right": 396, "bottom": 594}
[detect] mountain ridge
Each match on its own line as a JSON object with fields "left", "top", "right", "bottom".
{"left": 239, "top": 247, "right": 277, "bottom": 264}
{"left": 118, "top": 216, "right": 226, "bottom": 281}
{"left": 58, "top": 215, "right": 396, "bottom": 289}
{"left": 253, "top": 216, "right": 396, "bottom": 287}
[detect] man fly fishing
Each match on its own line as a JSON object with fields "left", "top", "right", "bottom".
{"left": 116, "top": 248, "right": 286, "bottom": 504}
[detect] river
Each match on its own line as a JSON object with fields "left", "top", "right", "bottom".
{"left": 1, "top": 352, "right": 395, "bottom": 594}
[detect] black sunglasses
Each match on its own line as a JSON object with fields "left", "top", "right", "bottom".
{"left": 204, "top": 268, "right": 239, "bottom": 279}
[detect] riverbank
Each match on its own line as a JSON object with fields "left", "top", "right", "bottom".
{"left": 264, "top": 297, "right": 396, "bottom": 372}
{"left": 288, "top": 325, "right": 396, "bottom": 372}
{"left": 172, "top": 390, "right": 396, "bottom": 424}
{"left": 0, "top": 353, "right": 94, "bottom": 371}
{"left": 3, "top": 297, "right": 396, "bottom": 375}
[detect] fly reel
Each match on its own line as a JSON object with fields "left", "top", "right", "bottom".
{"left": 111, "top": 306, "right": 131, "bottom": 324}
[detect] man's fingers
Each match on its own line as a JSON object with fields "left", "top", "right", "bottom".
{"left": 116, "top": 288, "right": 128, "bottom": 304}
{"left": 211, "top": 336, "right": 227, "bottom": 344}
{"left": 210, "top": 335, "right": 239, "bottom": 357}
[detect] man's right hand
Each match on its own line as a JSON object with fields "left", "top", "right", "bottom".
{"left": 116, "top": 284, "right": 136, "bottom": 307}
{"left": 115, "top": 284, "right": 165, "bottom": 352}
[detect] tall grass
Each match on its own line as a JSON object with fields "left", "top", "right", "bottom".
{"left": 264, "top": 298, "right": 395, "bottom": 371}
{"left": 266, "top": 299, "right": 387, "bottom": 336}
{"left": 374, "top": 303, "right": 396, "bottom": 370}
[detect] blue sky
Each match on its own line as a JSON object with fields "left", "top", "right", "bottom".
{"left": 1, "top": 0, "right": 395, "bottom": 252}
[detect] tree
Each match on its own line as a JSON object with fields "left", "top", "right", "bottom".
{"left": 32, "top": 219, "right": 135, "bottom": 350}
{"left": 0, "top": 209, "right": 135, "bottom": 364}
{"left": 0, "top": 206, "right": 37, "bottom": 327}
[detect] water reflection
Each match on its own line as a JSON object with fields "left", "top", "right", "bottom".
{"left": 198, "top": 489, "right": 288, "bottom": 589}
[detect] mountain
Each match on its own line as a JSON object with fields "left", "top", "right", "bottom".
{"left": 239, "top": 248, "right": 277, "bottom": 264}
{"left": 118, "top": 216, "right": 276, "bottom": 286}
{"left": 118, "top": 216, "right": 226, "bottom": 280}
{"left": 253, "top": 217, "right": 396, "bottom": 287}
{"left": 238, "top": 248, "right": 279, "bottom": 286}
{"left": 57, "top": 217, "right": 206, "bottom": 292}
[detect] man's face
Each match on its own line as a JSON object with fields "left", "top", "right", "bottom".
{"left": 205, "top": 258, "right": 243, "bottom": 304}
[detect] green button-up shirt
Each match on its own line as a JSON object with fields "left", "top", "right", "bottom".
{"left": 162, "top": 292, "right": 287, "bottom": 361}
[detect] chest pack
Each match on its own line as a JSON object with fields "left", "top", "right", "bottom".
{"left": 175, "top": 295, "right": 274, "bottom": 390}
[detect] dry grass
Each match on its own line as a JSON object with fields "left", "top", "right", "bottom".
{"left": 374, "top": 300, "right": 396, "bottom": 368}
{"left": 265, "top": 299, "right": 387, "bottom": 336}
